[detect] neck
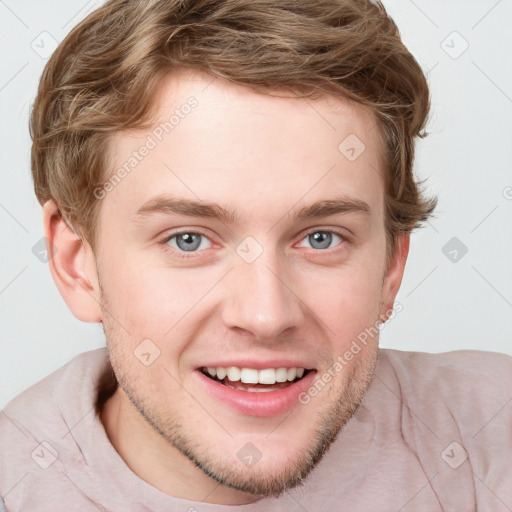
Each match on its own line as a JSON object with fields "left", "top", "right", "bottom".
{"left": 99, "top": 387, "right": 261, "bottom": 505}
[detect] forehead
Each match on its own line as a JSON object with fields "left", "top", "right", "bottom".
{"left": 102, "top": 68, "right": 386, "bottom": 228}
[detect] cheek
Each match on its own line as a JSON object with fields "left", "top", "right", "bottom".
{"left": 102, "top": 256, "right": 214, "bottom": 351}
{"left": 309, "top": 259, "right": 384, "bottom": 344}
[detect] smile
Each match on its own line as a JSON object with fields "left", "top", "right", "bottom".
{"left": 200, "top": 366, "right": 309, "bottom": 392}
{"left": 196, "top": 365, "right": 317, "bottom": 417}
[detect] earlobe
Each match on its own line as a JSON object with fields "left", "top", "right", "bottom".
{"left": 42, "top": 200, "right": 102, "bottom": 323}
{"left": 380, "top": 233, "right": 410, "bottom": 322}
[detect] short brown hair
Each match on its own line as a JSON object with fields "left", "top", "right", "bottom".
{"left": 30, "top": 0, "right": 437, "bottom": 260}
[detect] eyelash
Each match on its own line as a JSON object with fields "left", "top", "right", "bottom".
{"left": 159, "top": 228, "right": 349, "bottom": 259}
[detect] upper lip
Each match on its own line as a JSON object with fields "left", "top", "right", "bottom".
{"left": 196, "top": 360, "right": 315, "bottom": 370}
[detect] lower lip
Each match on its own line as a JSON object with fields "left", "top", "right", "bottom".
{"left": 195, "top": 370, "right": 317, "bottom": 417}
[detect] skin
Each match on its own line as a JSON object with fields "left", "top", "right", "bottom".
{"left": 43, "top": 68, "right": 409, "bottom": 505}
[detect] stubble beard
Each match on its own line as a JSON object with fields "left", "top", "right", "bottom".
{"left": 108, "top": 339, "right": 376, "bottom": 496}
{"left": 99, "top": 284, "right": 378, "bottom": 498}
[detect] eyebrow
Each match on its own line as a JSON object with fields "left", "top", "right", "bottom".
{"left": 132, "top": 194, "right": 371, "bottom": 224}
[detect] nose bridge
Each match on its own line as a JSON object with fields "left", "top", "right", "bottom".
{"left": 221, "top": 239, "right": 303, "bottom": 339}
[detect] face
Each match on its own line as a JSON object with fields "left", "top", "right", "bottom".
{"left": 92, "top": 68, "right": 403, "bottom": 502}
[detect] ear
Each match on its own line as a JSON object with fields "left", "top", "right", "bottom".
{"left": 42, "top": 199, "right": 102, "bottom": 323}
{"left": 380, "top": 233, "right": 410, "bottom": 322}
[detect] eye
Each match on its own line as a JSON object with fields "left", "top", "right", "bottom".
{"left": 162, "top": 231, "right": 212, "bottom": 253}
{"left": 296, "top": 229, "right": 346, "bottom": 251}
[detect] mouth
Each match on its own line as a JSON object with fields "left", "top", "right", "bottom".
{"left": 196, "top": 365, "right": 317, "bottom": 417}
{"left": 199, "top": 366, "right": 312, "bottom": 393}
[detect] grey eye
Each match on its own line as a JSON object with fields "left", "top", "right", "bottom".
{"left": 308, "top": 232, "right": 332, "bottom": 249}
{"left": 176, "top": 233, "right": 201, "bottom": 251}
{"left": 168, "top": 233, "right": 210, "bottom": 252}
{"left": 298, "top": 231, "right": 343, "bottom": 250}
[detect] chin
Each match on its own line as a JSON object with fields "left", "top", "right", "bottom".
{"left": 194, "top": 402, "right": 355, "bottom": 497}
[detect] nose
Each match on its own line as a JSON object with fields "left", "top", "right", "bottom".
{"left": 221, "top": 245, "right": 304, "bottom": 341}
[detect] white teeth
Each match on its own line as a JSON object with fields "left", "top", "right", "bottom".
{"left": 240, "top": 368, "right": 259, "bottom": 384}
{"left": 258, "top": 369, "right": 276, "bottom": 385}
{"left": 275, "top": 368, "right": 288, "bottom": 382}
{"left": 203, "top": 365, "right": 307, "bottom": 385}
{"left": 226, "top": 367, "right": 241, "bottom": 381}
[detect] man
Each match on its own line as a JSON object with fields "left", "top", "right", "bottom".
{"left": 1, "top": 0, "right": 511, "bottom": 510}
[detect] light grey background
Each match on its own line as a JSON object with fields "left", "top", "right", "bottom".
{"left": 1, "top": 0, "right": 511, "bottom": 409}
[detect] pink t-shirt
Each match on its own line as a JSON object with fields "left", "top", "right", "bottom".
{"left": 1, "top": 347, "right": 511, "bottom": 511}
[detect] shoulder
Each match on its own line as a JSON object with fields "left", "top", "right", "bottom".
{"left": 1, "top": 348, "right": 109, "bottom": 430}
{"left": 376, "top": 348, "right": 512, "bottom": 419}
{"left": 378, "top": 348, "right": 512, "bottom": 399}
{"left": 0, "top": 348, "right": 110, "bottom": 509}
{"left": 375, "top": 348, "right": 512, "bottom": 505}
{"left": 0, "top": 348, "right": 110, "bottom": 452}
{"left": 379, "top": 347, "right": 512, "bottom": 384}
